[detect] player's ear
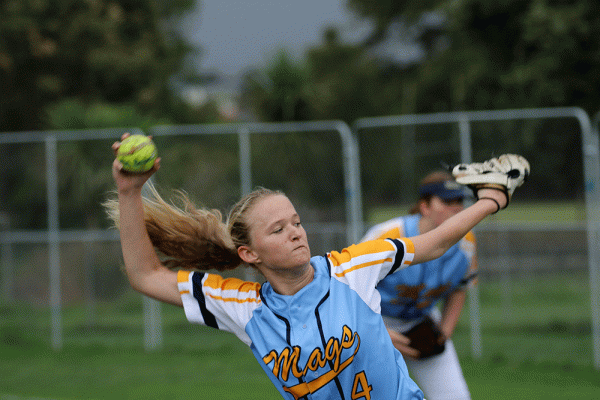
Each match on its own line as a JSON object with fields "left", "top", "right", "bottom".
{"left": 418, "top": 199, "right": 431, "bottom": 216}
{"left": 238, "top": 245, "right": 260, "bottom": 265}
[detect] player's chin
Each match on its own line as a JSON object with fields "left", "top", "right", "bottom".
{"left": 291, "top": 246, "right": 311, "bottom": 263}
{"left": 295, "top": 244, "right": 311, "bottom": 255}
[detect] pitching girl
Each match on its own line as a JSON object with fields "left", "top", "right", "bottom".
{"left": 105, "top": 134, "right": 523, "bottom": 400}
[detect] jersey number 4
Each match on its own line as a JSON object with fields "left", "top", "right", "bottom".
{"left": 351, "top": 371, "right": 373, "bottom": 400}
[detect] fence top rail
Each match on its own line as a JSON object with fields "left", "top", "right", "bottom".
{"left": 0, "top": 230, "right": 120, "bottom": 244}
{"left": 148, "top": 121, "right": 354, "bottom": 143}
{"left": 0, "top": 121, "right": 354, "bottom": 143}
{"left": 0, "top": 127, "right": 147, "bottom": 144}
{"left": 352, "top": 107, "right": 590, "bottom": 131}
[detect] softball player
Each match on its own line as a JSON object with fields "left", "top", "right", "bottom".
{"left": 361, "top": 171, "right": 476, "bottom": 400}
{"left": 106, "top": 134, "right": 526, "bottom": 400}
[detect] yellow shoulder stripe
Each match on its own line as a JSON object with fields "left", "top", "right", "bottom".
{"left": 177, "top": 269, "right": 191, "bottom": 283}
{"left": 403, "top": 237, "right": 415, "bottom": 255}
{"left": 205, "top": 293, "right": 261, "bottom": 304}
{"left": 377, "top": 227, "right": 402, "bottom": 240}
{"left": 204, "top": 274, "right": 261, "bottom": 293}
{"left": 177, "top": 270, "right": 261, "bottom": 303}
{"left": 334, "top": 258, "right": 394, "bottom": 277}
{"left": 328, "top": 240, "right": 396, "bottom": 266}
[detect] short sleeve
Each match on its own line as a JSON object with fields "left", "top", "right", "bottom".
{"left": 177, "top": 270, "right": 262, "bottom": 345}
{"left": 327, "top": 238, "right": 415, "bottom": 312}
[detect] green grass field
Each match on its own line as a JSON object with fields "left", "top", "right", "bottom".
{"left": 1, "top": 272, "right": 598, "bottom": 400}
{"left": 2, "top": 200, "right": 598, "bottom": 399}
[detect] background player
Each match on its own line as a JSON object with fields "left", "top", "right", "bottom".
{"left": 105, "top": 133, "right": 527, "bottom": 399}
{"left": 361, "top": 170, "right": 476, "bottom": 400}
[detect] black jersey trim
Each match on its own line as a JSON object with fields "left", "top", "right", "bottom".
{"left": 259, "top": 286, "right": 292, "bottom": 345}
{"left": 259, "top": 287, "right": 306, "bottom": 396}
{"left": 315, "top": 290, "right": 346, "bottom": 399}
{"left": 191, "top": 272, "right": 219, "bottom": 329}
{"left": 325, "top": 255, "right": 332, "bottom": 276}
{"left": 387, "top": 238, "right": 406, "bottom": 276}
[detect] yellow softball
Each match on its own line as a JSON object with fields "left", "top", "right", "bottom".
{"left": 117, "top": 134, "right": 158, "bottom": 173}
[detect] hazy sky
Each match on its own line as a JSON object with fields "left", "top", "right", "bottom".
{"left": 181, "top": 0, "right": 366, "bottom": 76}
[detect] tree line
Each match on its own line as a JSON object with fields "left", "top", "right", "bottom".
{"left": 0, "top": 0, "right": 595, "bottom": 230}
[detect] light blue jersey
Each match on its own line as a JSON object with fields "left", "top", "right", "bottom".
{"left": 362, "top": 214, "right": 476, "bottom": 321}
{"left": 177, "top": 238, "right": 424, "bottom": 400}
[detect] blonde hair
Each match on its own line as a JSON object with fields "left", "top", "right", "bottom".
{"left": 104, "top": 184, "right": 283, "bottom": 271}
{"left": 409, "top": 170, "right": 454, "bottom": 215}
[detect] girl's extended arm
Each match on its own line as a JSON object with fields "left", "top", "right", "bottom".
{"left": 410, "top": 188, "right": 504, "bottom": 265}
{"left": 111, "top": 137, "right": 182, "bottom": 306}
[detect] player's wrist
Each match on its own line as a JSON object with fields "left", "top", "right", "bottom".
{"left": 477, "top": 197, "right": 501, "bottom": 213}
{"left": 117, "top": 184, "right": 144, "bottom": 197}
{"left": 477, "top": 188, "right": 508, "bottom": 211}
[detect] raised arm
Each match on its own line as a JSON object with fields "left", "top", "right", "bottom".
{"left": 111, "top": 135, "right": 182, "bottom": 306}
{"left": 411, "top": 154, "right": 529, "bottom": 265}
{"left": 410, "top": 191, "right": 502, "bottom": 264}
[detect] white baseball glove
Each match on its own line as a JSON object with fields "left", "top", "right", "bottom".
{"left": 452, "top": 154, "right": 530, "bottom": 209}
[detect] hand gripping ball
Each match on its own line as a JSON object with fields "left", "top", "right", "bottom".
{"left": 117, "top": 134, "right": 158, "bottom": 173}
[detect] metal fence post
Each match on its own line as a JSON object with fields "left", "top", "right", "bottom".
{"left": 0, "top": 214, "right": 12, "bottom": 302}
{"left": 45, "top": 134, "right": 62, "bottom": 350}
{"left": 458, "top": 113, "right": 483, "bottom": 360}
{"left": 587, "top": 110, "right": 600, "bottom": 370}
